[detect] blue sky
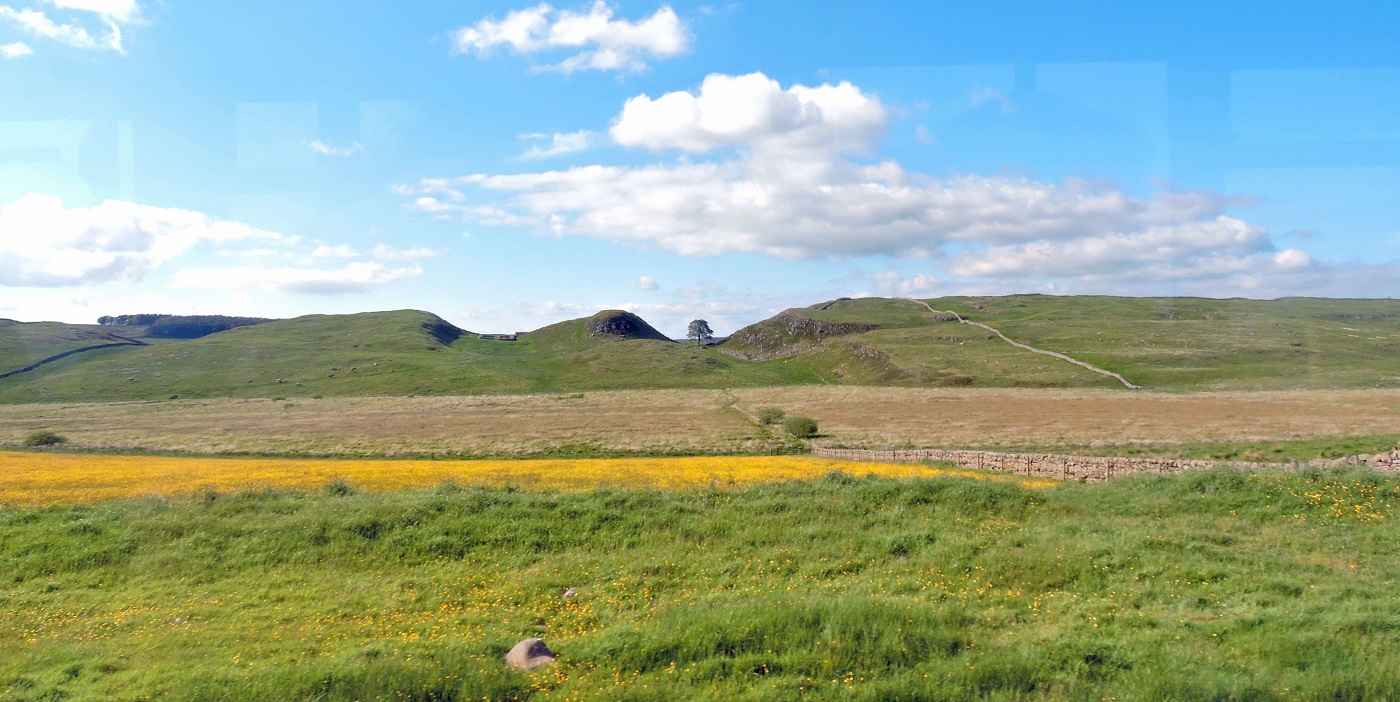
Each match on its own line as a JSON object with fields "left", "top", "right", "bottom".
{"left": 3, "top": 1, "right": 1399, "bottom": 336}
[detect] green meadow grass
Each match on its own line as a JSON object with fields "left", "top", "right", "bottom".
{"left": 0, "top": 320, "right": 144, "bottom": 377}
{"left": 0, "top": 311, "right": 820, "bottom": 403}
{"left": 8, "top": 295, "right": 1400, "bottom": 403}
{"left": 4, "top": 468, "right": 1399, "bottom": 700}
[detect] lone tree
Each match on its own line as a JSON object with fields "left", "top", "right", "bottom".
{"left": 687, "top": 319, "right": 714, "bottom": 344}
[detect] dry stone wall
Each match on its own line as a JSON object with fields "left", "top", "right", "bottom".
{"left": 812, "top": 446, "right": 1400, "bottom": 482}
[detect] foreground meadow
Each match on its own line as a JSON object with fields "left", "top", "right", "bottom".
{"left": 2, "top": 465, "right": 1398, "bottom": 701}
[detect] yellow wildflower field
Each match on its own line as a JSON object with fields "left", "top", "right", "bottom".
{"left": 0, "top": 451, "right": 1055, "bottom": 506}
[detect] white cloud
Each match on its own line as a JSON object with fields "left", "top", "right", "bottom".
{"left": 1, "top": 40, "right": 31, "bottom": 57}
{"left": 401, "top": 71, "right": 1326, "bottom": 294}
{"left": 969, "top": 86, "right": 1014, "bottom": 113}
{"left": 47, "top": 0, "right": 138, "bottom": 22}
{"left": 168, "top": 262, "right": 423, "bottom": 295}
{"left": 0, "top": 1, "right": 136, "bottom": 53}
{"left": 610, "top": 72, "right": 887, "bottom": 160}
{"left": 637, "top": 275, "right": 657, "bottom": 290}
{"left": 216, "top": 247, "right": 288, "bottom": 259}
{"left": 371, "top": 244, "right": 442, "bottom": 260}
{"left": 308, "top": 140, "right": 363, "bottom": 157}
{"left": 0, "top": 6, "right": 106, "bottom": 50}
{"left": 452, "top": 1, "right": 690, "bottom": 74}
{"left": 402, "top": 164, "right": 1234, "bottom": 260}
{"left": 946, "top": 218, "right": 1279, "bottom": 281}
{"left": 863, "top": 271, "right": 942, "bottom": 296}
{"left": 310, "top": 244, "right": 360, "bottom": 258}
{"left": 519, "top": 130, "right": 595, "bottom": 159}
{"left": 0, "top": 194, "right": 288, "bottom": 287}
{"left": 913, "top": 124, "right": 936, "bottom": 146}
{"left": 1273, "top": 248, "right": 1313, "bottom": 271}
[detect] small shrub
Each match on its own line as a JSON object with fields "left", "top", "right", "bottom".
{"left": 324, "top": 478, "right": 355, "bottom": 497}
{"left": 756, "top": 407, "right": 786, "bottom": 424}
{"left": 23, "top": 430, "right": 67, "bottom": 447}
{"left": 782, "top": 416, "right": 819, "bottom": 439}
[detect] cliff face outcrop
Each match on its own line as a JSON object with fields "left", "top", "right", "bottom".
{"left": 585, "top": 310, "right": 672, "bottom": 342}
{"left": 722, "top": 310, "right": 879, "bottom": 360}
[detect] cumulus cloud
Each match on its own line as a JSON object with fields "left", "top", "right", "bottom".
{"left": 637, "top": 275, "right": 657, "bottom": 290}
{"left": 452, "top": 1, "right": 689, "bottom": 74}
{"left": 401, "top": 165, "right": 1235, "bottom": 260}
{"left": 946, "top": 217, "right": 1283, "bottom": 281}
{"left": 400, "top": 71, "right": 1331, "bottom": 293}
{"left": 168, "top": 262, "right": 423, "bottom": 295}
{"left": 0, "top": 0, "right": 139, "bottom": 54}
{"left": 0, "top": 194, "right": 289, "bottom": 287}
{"left": 610, "top": 72, "right": 888, "bottom": 159}
{"left": 519, "top": 130, "right": 595, "bottom": 159}
{"left": 308, "top": 140, "right": 362, "bottom": 157}
{"left": 1, "top": 40, "right": 31, "bottom": 57}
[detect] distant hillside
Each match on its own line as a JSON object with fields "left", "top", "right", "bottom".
{"left": 0, "top": 320, "right": 147, "bottom": 380}
{"left": 5, "top": 295, "right": 1400, "bottom": 403}
{"left": 145, "top": 315, "right": 274, "bottom": 339}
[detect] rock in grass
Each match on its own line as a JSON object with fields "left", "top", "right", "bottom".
{"left": 506, "top": 638, "right": 556, "bottom": 671}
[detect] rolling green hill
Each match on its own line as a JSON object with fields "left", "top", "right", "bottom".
{"left": 0, "top": 320, "right": 148, "bottom": 380}
{"left": 4, "top": 295, "right": 1400, "bottom": 403}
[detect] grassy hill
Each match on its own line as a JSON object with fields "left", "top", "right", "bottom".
{"left": 0, "top": 309, "right": 816, "bottom": 403}
{"left": 0, "top": 320, "right": 147, "bottom": 379}
{"left": 5, "top": 295, "right": 1400, "bottom": 402}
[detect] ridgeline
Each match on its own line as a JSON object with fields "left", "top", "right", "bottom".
{"left": 5, "top": 295, "right": 1400, "bottom": 403}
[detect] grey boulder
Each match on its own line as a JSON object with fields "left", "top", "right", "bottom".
{"left": 506, "top": 638, "right": 556, "bottom": 671}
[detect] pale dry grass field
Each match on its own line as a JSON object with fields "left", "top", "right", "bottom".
{"left": 732, "top": 386, "right": 1400, "bottom": 450}
{"left": 0, "top": 391, "right": 777, "bottom": 456}
{"left": 2, "top": 387, "right": 1398, "bottom": 457}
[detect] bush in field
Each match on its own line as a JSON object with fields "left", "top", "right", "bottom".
{"left": 782, "top": 416, "right": 819, "bottom": 438}
{"left": 23, "top": 430, "right": 66, "bottom": 447}
{"left": 324, "top": 478, "right": 355, "bottom": 497}
{"left": 757, "top": 407, "right": 786, "bottom": 424}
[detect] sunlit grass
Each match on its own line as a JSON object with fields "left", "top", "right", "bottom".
{"left": 3, "top": 468, "right": 1399, "bottom": 700}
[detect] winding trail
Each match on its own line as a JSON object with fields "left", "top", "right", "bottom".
{"left": 900, "top": 298, "right": 1142, "bottom": 389}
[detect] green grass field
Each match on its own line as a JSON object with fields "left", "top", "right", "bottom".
{"left": 7, "top": 295, "right": 1400, "bottom": 403}
{"left": 4, "top": 467, "right": 1399, "bottom": 701}
{"left": 0, "top": 320, "right": 146, "bottom": 378}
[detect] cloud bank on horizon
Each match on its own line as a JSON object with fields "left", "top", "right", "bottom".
{"left": 2, "top": 1, "right": 1398, "bottom": 333}
{"left": 399, "top": 71, "right": 1317, "bottom": 292}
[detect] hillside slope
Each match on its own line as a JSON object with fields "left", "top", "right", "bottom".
{"left": 718, "top": 295, "right": 1400, "bottom": 391}
{"left": 5, "top": 295, "right": 1400, "bottom": 402}
{"left": 0, "top": 320, "right": 148, "bottom": 379}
